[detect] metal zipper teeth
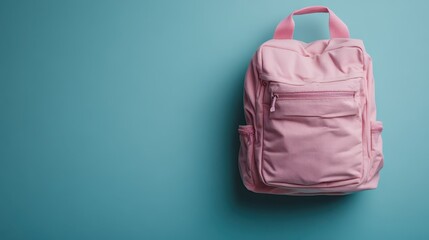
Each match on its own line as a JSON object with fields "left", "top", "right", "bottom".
{"left": 274, "top": 91, "right": 355, "bottom": 99}
{"left": 270, "top": 91, "right": 355, "bottom": 112}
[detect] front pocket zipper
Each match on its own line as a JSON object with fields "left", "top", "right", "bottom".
{"left": 270, "top": 91, "right": 355, "bottom": 112}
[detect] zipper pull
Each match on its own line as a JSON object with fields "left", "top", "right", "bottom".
{"left": 270, "top": 94, "right": 278, "bottom": 112}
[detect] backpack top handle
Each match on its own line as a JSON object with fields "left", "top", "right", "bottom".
{"left": 273, "top": 6, "right": 350, "bottom": 39}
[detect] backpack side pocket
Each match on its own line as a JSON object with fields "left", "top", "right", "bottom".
{"left": 369, "top": 121, "right": 384, "bottom": 178}
{"left": 238, "top": 125, "right": 255, "bottom": 190}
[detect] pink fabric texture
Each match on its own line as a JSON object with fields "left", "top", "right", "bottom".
{"left": 238, "top": 6, "right": 384, "bottom": 195}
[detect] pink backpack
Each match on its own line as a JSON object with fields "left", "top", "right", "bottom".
{"left": 238, "top": 6, "right": 384, "bottom": 195}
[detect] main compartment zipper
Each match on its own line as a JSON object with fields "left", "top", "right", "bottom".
{"left": 270, "top": 91, "right": 355, "bottom": 112}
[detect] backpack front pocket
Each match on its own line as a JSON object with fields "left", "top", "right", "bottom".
{"left": 262, "top": 89, "right": 363, "bottom": 187}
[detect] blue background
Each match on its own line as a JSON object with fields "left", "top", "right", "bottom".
{"left": 1, "top": 0, "right": 428, "bottom": 239}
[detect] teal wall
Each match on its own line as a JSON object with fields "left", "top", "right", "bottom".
{"left": 1, "top": 0, "right": 428, "bottom": 239}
